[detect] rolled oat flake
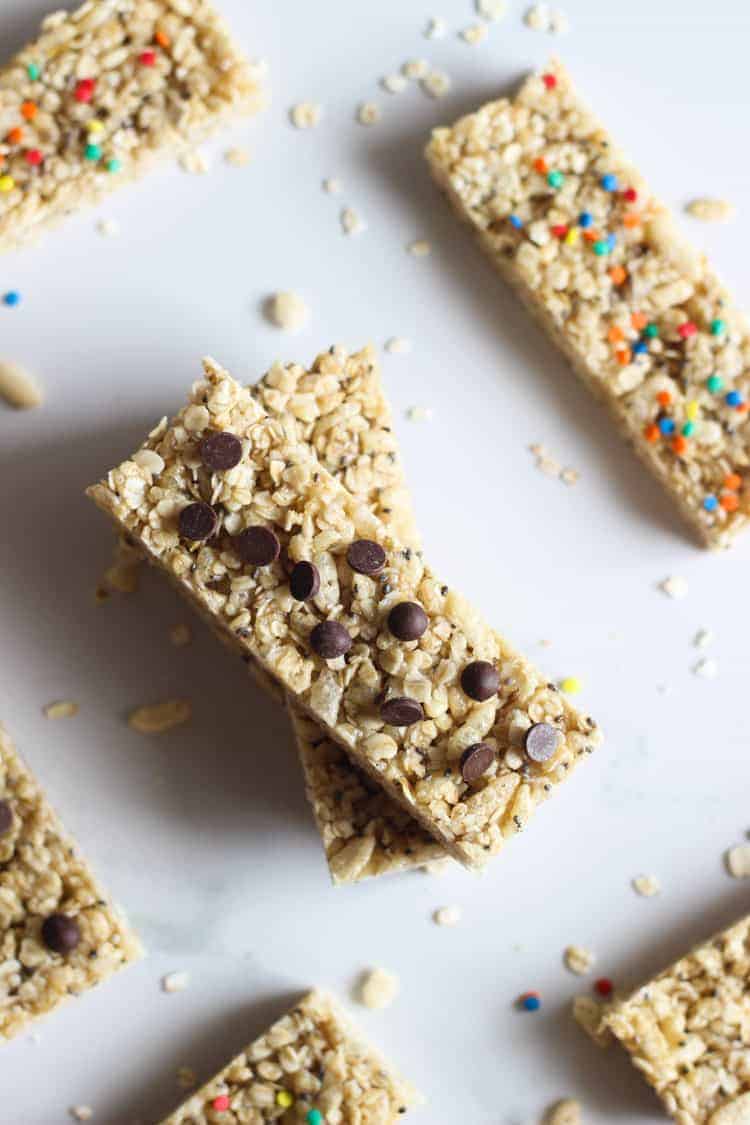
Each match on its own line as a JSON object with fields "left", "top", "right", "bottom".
{"left": 200, "top": 431, "right": 243, "bottom": 471}
{"left": 524, "top": 722, "right": 560, "bottom": 762}
{"left": 380, "top": 697, "right": 424, "bottom": 727}
{"left": 0, "top": 798, "right": 12, "bottom": 835}
{"left": 289, "top": 560, "right": 320, "bottom": 601}
{"left": 460, "top": 742, "right": 495, "bottom": 783}
{"left": 388, "top": 601, "right": 428, "bottom": 641}
{"left": 461, "top": 660, "right": 500, "bottom": 701}
{"left": 236, "top": 525, "right": 280, "bottom": 566}
{"left": 178, "top": 501, "right": 218, "bottom": 541}
{"left": 347, "top": 539, "right": 386, "bottom": 575}
{"left": 42, "top": 913, "right": 80, "bottom": 954}
{"left": 310, "top": 620, "right": 352, "bottom": 659}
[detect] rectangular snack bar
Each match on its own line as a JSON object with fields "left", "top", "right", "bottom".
{"left": 426, "top": 60, "right": 750, "bottom": 549}
{"left": 0, "top": 0, "right": 263, "bottom": 253}
{"left": 601, "top": 914, "right": 750, "bottom": 1124}
{"left": 160, "top": 988, "right": 421, "bottom": 1123}
{"left": 0, "top": 724, "right": 142, "bottom": 1041}
{"left": 87, "top": 356, "right": 601, "bottom": 870}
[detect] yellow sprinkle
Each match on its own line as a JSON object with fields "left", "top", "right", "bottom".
{"left": 87, "top": 120, "right": 104, "bottom": 134}
{"left": 276, "top": 1091, "right": 294, "bottom": 1108}
{"left": 559, "top": 676, "right": 582, "bottom": 695}
{"left": 0, "top": 175, "right": 15, "bottom": 193}
{"left": 564, "top": 227, "right": 579, "bottom": 245}
{"left": 686, "top": 400, "right": 699, "bottom": 421}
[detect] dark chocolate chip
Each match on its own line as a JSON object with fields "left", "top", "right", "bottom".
{"left": 387, "top": 601, "right": 428, "bottom": 641}
{"left": 41, "top": 913, "right": 81, "bottom": 954}
{"left": 380, "top": 697, "right": 424, "bottom": 727}
{"left": 461, "top": 661, "right": 500, "bottom": 702}
{"left": 199, "top": 431, "right": 242, "bottom": 471}
{"left": 310, "top": 620, "right": 352, "bottom": 659}
{"left": 347, "top": 539, "right": 386, "bottom": 576}
{"left": 524, "top": 722, "right": 561, "bottom": 763}
{"left": 235, "top": 526, "right": 280, "bottom": 567}
{"left": 460, "top": 742, "right": 495, "bottom": 784}
{"left": 178, "top": 501, "right": 217, "bottom": 541}
{"left": 0, "top": 799, "right": 12, "bottom": 836}
{"left": 290, "top": 560, "right": 320, "bottom": 601}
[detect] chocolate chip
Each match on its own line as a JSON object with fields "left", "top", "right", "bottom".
{"left": 310, "top": 620, "right": 352, "bottom": 659}
{"left": 0, "top": 799, "right": 12, "bottom": 836}
{"left": 461, "top": 661, "right": 500, "bottom": 702}
{"left": 290, "top": 560, "right": 320, "bottom": 601}
{"left": 178, "top": 501, "right": 217, "bottom": 541}
{"left": 235, "top": 526, "right": 280, "bottom": 566}
{"left": 460, "top": 742, "right": 495, "bottom": 784}
{"left": 524, "top": 722, "right": 561, "bottom": 763}
{"left": 199, "top": 431, "right": 242, "bottom": 471}
{"left": 347, "top": 539, "right": 386, "bottom": 576}
{"left": 387, "top": 601, "right": 428, "bottom": 641}
{"left": 41, "top": 913, "right": 81, "bottom": 954}
{"left": 380, "top": 697, "right": 424, "bottom": 727}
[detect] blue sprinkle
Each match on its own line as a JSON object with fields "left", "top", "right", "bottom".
{"left": 522, "top": 995, "right": 541, "bottom": 1012}
{"left": 601, "top": 173, "right": 618, "bottom": 191}
{"left": 726, "top": 391, "right": 743, "bottom": 407}
{"left": 632, "top": 340, "right": 648, "bottom": 356}
{"left": 2, "top": 291, "right": 20, "bottom": 307}
{"left": 607, "top": 232, "right": 617, "bottom": 250}
{"left": 508, "top": 214, "right": 523, "bottom": 229}
{"left": 658, "top": 417, "right": 675, "bottom": 436}
{"left": 703, "top": 495, "right": 719, "bottom": 512}
{"left": 578, "top": 211, "right": 593, "bottom": 229}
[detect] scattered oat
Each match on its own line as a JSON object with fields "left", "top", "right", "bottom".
{"left": 290, "top": 102, "right": 322, "bottom": 129}
{"left": 425, "top": 16, "right": 447, "bottom": 38}
{"left": 545, "top": 1098, "right": 581, "bottom": 1125}
{"left": 726, "top": 844, "right": 750, "bottom": 879}
{"left": 478, "top": 0, "right": 508, "bottom": 18}
{"left": 525, "top": 3, "right": 551, "bottom": 30}
{"left": 357, "top": 101, "right": 381, "bottom": 126}
{"left": 162, "top": 971, "right": 190, "bottom": 994}
{"left": 99, "top": 539, "right": 141, "bottom": 598}
{"left": 407, "top": 239, "right": 432, "bottom": 257}
{"left": 340, "top": 207, "right": 366, "bottom": 236}
{"left": 128, "top": 699, "right": 191, "bottom": 735}
{"left": 686, "top": 198, "right": 736, "bottom": 223}
{"left": 560, "top": 467, "right": 580, "bottom": 486}
{"left": 384, "top": 337, "right": 412, "bottom": 355}
{"left": 358, "top": 968, "right": 399, "bottom": 1010}
{"left": 382, "top": 74, "right": 407, "bottom": 94}
{"left": 421, "top": 70, "right": 452, "bottom": 98}
{"left": 224, "top": 146, "right": 251, "bottom": 168}
{"left": 96, "top": 218, "right": 120, "bottom": 237}
{"left": 322, "top": 177, "right": 342, "bottom": 195}
{"left": 693, "top": 657, "right": 719, "bottom": 679}
{"left": 406, "top": 405, "right": 434, "bottom": 423}
{"left": 659, "top": 575, "right": 689, "bottom": 600}
{"left": 433, "top": 905, "right": 462, "bottom": 927}
{"left": 0, "top": 360, "right": 43, "bottom": 409}
{"left": 549, "top": 9, "right": 570, "bottom": 34}
{"left": 179, "top": 149, "right": 209, "bottom": 175}
{"left": 632, "top": 874, "right": 661, "bottom": 897}
{"left": 69, "top": 1108, "right": 93, "bottom": 1122}
{"left": 176, "top": 1066, "right": 197, "bottom": 1090}
{"left": 265, "top": 291, "right": 310, "bottom": 332}
{"left": 170, "top": 623, "right": 192, "bottom": 648}
{"left": 43, "top": 700, "right": 79, "bottom": 720}
{"left": 460, "top": 23, "right": 489, "bottom": 44}
{"left": 421, "top": 858, "right": 453, "bottom": 876}
{"left": 693, "top": 628, "right": 714, "bottom": 649}
{"left": 564, "top": 945, "right": 595, "bottom": 975}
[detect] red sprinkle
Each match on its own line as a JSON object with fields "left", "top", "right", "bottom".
{"left": 595, "top": 978, "right": 613, "bottom": 997}
{"left": 623, "top": 187, "right": 638, "bottom": 203}
{"left": 139, "top": 50, "right": 157, "bottom": 66}
{"left": 25, "top": 149, "right": 43, "bottom": 165}
{"left": 212, "top": 1095, "right": 230, "bottom": 1112}
{"left": 678, "top": 321, "right": 698, "bottom": 339}
{"left": 551, "top": 224, "right": 568, "bottom": 238}
{"left": 542, "top": 73, "right": 557, "bottom": 89}
{"left": 75, "top": 78, "right": 96, "bottom": 102}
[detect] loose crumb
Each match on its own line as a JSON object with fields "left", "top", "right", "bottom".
{"left": 128, "top": 699, "right": 191, "bottom": 735}
{"left": 289, "top": 102, "right": 322, "bottom": 129}
{"left": 460, "top": 23, "right": 489, "bottom": 44}
{"left": 564, "top": 945, "right": 595, "bottom": 975}
{"left": 693, "top": 657, "right": 719, "bottom": 679}
{"left": 0, "top": 360, "right": 43, "bottom": 409}
{"left": 549, "top": 9, "right": 570, "bottom": 34}
{"left": 402, "top": 59, "right": 430, "bottom": 80}
{"left": 632, "top": 874, "right": 661, "bottom": 897}
{"left": 176, "top": 1066, "right": 197, "bottom": 1090}
{"left": 525, "top": 3, "right": 550, "bottom": 30}
{"left": 340, "top": 207, "right": 366, "bottom": 236}
{"left": 43, "top": 700, "right": 79, "bottom": 720}
{"left": 545, "top": 1098, "right": 581, "bottom": 1125}
{"left": 162, "top": 971, "right": 190, "bottom": 994}
{"left": 381, "top": 74, "right": 407, "bottom": 94}
{"left": 478, "top": 0, "right": 507, "bottom": 18}
{"left": 421, "top": 70, "right": 452, "bottom": 98}
{"left": 358, "top": 968, "right": 399, "bottom": 1010}
{"left": 265, "top": 291, "right": 310, "bottom": 332}
{"left": 407, "top": 239, "right": 431, "bottom": 257}
{"left": 659, "top": 575, "right": 689, "bottom": 600}
{"left": 421, "top": 858, "right": 453, "bottom": 876}
{"left": 693, "top": 628, "right": 714, "bottom": 649}
{"left": 179, "top": 149, "right": 209, "bottom": 175}
{"left": 224, "top": 146, "right": 251, "bottom": 168}
{"left": 357, "top": 101, "right": 381, "bottom": 126}
{"left": 322, "top": 177, "right": 342, "bottom": 195}
{"left": 406, "top": 405, "right": 433, "bottom": 423}
{"left": 560, "top": 466, "right": 580, "bottom": 486}
{"left": 433, "top": 905, "right": 462, "bottom": 927}
{"left": 726, "top": 844, "right": 750, "bottom": 879}
{"left": 425, "top": 16, "right": 447, "bottom": 38}
{"left": 685, "top": 198, "right": 736, "bottom": 223}
{"left": 96, "top": 218, "right": 120, "bottom": 237}
{"left": 69, "top": 1109, "right": 93, "bottom": 1123}
{"left": 385, "top": 337, "right": 412, "bottom": 355}
{"left": 170, "top": 623, "right": 192, "bottom": 648}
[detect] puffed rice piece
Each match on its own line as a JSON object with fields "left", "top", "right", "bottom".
{"left": 478, "top": 0, "right": 508, "bottom": 19}
{"left": 358, "top": 968, "right": 400, "bottom": 1010}
{"left": 686, "top": 199, "right": 736, "bottom": 223}
{"left": 162, "top": 971, "right": 190, "bottom": 993}
{"left": 461, "top": 24, "right": 489, "bottom": 45}
{"left": 128, "top": 699, "right": 191, "bottom": 734}
{"left": 43, "top": 700, "right": 79, "bottom": 720}
{"left": 632, "top": 874, "right": 661, "bottom": 897}
{"left": 382, "top": 74, "right": 408, "bottom": 94}
{"left": 433, "top": 905, "right": 462, "bottom": 926}
{"left": 564, "top": 945, "right": 595, "bottom": 975}
{"left": 290, "top": 102, "right": 322, "bottom": 129}
{"left": 265, "top": 291, "right": 310, "bottom": 332}
{"left": 357, "top": 102, "right": 382, "bottom": 126}
{"left": 402, "top": 59, "right": 430, "bottom": 80}
{"left": 660, "top": 576, "right": 689, "bottom": 600}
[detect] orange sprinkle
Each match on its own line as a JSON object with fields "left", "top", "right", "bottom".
{"left": 7, "top": 127, "right": 23, "bottom": 144}
{"left": 672, "top": 436, "right": 688, "bottom": 456}
{"left": 644, "top": 423, "right": 660, "bottom": 443}
{"left": 607, "top": 325, "right": 624, "bottom": 343}
{"left": 623, "top": 212, "right": 641, "bottom": 229}
{"left": 609, "top": 265, "right": 627, "bottom": 286}
{"left": 155, "top": 29, "right": 171, "bottom": 48}
{"left": 533, "top": 157, "right": 548, "bottom": 174}
{"left": 631, "top": 311, "right": 648, "bottom": 331}
{"left": 656, "top": 391, "right": 672, "bottom": 407}
{"left": 615, "top": 348, "right": 631, "bottom": 366}
{"left": 583, "top": 229, "right": 600, "bottom": 243}
{"left": 720, "top": 493, "right": 740, "bottom": 512}
{"left": 725, "top": 473, "right": 742, "bottom": 491}
{"left": 736, "top": 402, "right": 750, "bottom": 414}
{"left": 21, "top": 101, "right": 37, "bottom": 121}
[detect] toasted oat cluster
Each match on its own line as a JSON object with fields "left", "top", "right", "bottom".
{"left": 0, "top": 0, "right": 263, "bottom": 252}
{"left": 603, "top": 915, "right": 750, "bottom": 1124}
{"left": 0, "top": 725, "right": 142, "bottom": 1041}
{"left": 426, "top": 60, "right": 750, "bottom": 548}
{"left": 87, "top": 356, "right": 600, "bottom": 869}
{"left": 159, "top": 989, "right": 419, "bottom": 1124}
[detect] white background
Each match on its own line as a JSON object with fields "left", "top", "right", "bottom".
{"left": 1, "top": 0, "right": 750, "bottom": 1121}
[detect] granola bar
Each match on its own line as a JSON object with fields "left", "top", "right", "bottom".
{"left": 160, "top": 989, "right": 419, "bottom": 1123}
{"left": 87, "top": 356, "right": 601, "bottom": 870}
{"left": 0, "top": 724, "right": 142, "bottom": 1041}
{"left": 426, "top": 60, "right": 750, "bottom": 549}
{"left": 601, "top": 914, "right": 750, "bottom": 1124}
{"left": 0, "top": 0, "right": 263, "bottom": 253}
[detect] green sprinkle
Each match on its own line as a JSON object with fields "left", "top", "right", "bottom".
{"left": 107, "top": 157, "right": 122, "bottom": 173}
{"left": 643, "top": 323, "right": 659, "bottom": 339}
{"left": 306, "top": 1112, "right": 323, "bottom": 1125}
{"left": 707, "top": 374, "right": 724, "bottom": 393}
{"left": 711, "top": 318, "right": 726, "bottom": 336}
{"left": 682, "top": 421, "right": 695, "bottom": 437}
{"left": 27, "top": 62, "right": 41, "bottom": 81}
{"left": 84, "top": 143, "right": 102, "bottom": 162}
{"left": 593, "top": 240, "right": 610, "bottom": 256}
{"left": 547, "top": 170, "right": 564, "bottom": 189}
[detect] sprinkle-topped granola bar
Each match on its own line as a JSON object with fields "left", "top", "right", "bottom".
{"left": 0, "top": 724, "right": 142, "bottom": 1041}
{"left": 160, "top": 989, "right": 420, "bottom": 1123}
{"left": 87, "top": 356, "right": 601, "bottom": 870}
{"left": 0, "top": 0, "right": 263, "bottom": 252}
{"left": 426, "top": 60, "right": 750, "bottom": 548}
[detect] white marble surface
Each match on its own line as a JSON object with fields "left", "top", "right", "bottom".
{"left": 1, "top": 0, "right": 750, "bottom": 1121}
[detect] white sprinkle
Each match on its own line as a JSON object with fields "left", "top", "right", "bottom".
{"left": 726, "top": 844, "right": 750, "bottom": 879}
{"left": 659, "top": 575, "right": 689, "bottom": 600}
{"left": 0, "top": 360, "right": 43, "bottom": 409}
{"left": 525, "top": 3, "right": 551, "bottom": 30}
{"left": 382, "top": 74, "right": 407, "bottom": 94}
{"left": 564, "top": 945, "right": 596, "bottom": 975}
{"left": 128, "top": 699, "right": 192, "bottom": 735}
{"left": 421, "top": 70, "right": 452, "bottom": 98}
{"left": 322, "top": 177, "right": 342, "bottom": 195}
{"left": 69, "top": 1108, "right": 93, "bottom": 1122}
{"left": 179, "top": 149, "right": 210, "bottom": 175}
{"left": 406, "top": 405, "right": 434, "bottom": 423}
{"left": 170, "top": 623, "right": 192, "bottom": 648}
{"left": 549, "top": 8, "right": 570, "bottom": 34}
{"left": 224, "top": 146, "right": 251, "bottom": 168}
{"left": 693, "top": 628, "right": 714, "bottom": 649}
{"left": 693, "top": 657, "right": 719, "bottom": 679}
{"left": 433, "top": 905, "right": 462, "bottom": 927}
{"left": 358, "top": 968, "right": 399, "bottom": 1009}
{"left": 477, "top": 0, "right": 508, "bottom": 19}
{"left": 425, "top": 16, "right": 447, "bottom": 38}
{"left": 340, "top": 207, "right": 366, "bottom": 236}
{"left": 632, "top": 874, "right": 661, "bottom": 897}
{"left": 384, "top": 337, "right": 412, "bottom": 355}
{"left": 460, "top": 23, "right": 489, "bottom": 44}
{"left": 407, "top": 239, "right": 431, "bottom": 257}
{"left": 290, "top": 101, "right": 322, "bottom": 129}
{"left": 96, "top": 218, "right": 119, "bottom": 237}
{"left": 43, "top": 700, "right": 79, "bottom": 720}
{"left": 265, "top": 291, "right": 310, "bottom": 332}
{"left": 162, "top": 971, "right": 190, "bottom": 994}
{"left": 402, "top": 59, "right": 430, "bottom": 80}
{"left": 357, "top": 101, "right": 381, "bottom": 126}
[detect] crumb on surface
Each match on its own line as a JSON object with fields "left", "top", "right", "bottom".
{"left": 405, "top": 404, "right": 433, "bottom": 423}
{"left": 96, "top": 218, "right": 120, "bottom": 237}
{"left": 340, "top": 207, "right": 366, "bottom": 235}
{"left": 322, "top": 177, "right": 342, "bottom": 195}
{"left": 425, "top": 16, "right": 447, "bottom": 37}
{"left": 0, "top": 360, "right": 43, "bottom": 409}
{"left": 460, "top": 24, "right": 489, "bottom": 45}
{"left": 477, "top": 0, "right": 507, "bottom": 19}
{"left": 659, "top": 575, "right": 689, "bottom": 600}
{"left": 433, "top": 905, "right": 462, "bottom": 926}
{"left": 632, "top": 874, "right": 661, "bottom": 897}
{"left": 525, "top": 3, "right": 550, "bottom": 30}
{"left": 564, "top": 945, "right": 595, "bottom": 975}
{"left": 69, "top": 1108, "right": 93, "bottom": 1123}
{"left": 382, "top": 74, "right": 407, "bottom": 94}
{"left": 384, "top": 336, "right": 412, "bottom": 355}
{"left": 544, "top": 1098, "right": 581, "bottom": 1125}
{"left": 162, "top": 971, "right": 190, "bottom": 994}
{"left": 128, "top": 699, "right": 191, "bottom": 735}
{"left": 421, "top": 70, "right": 452, "bottom": 98}
{"left": 176, "top": 1065, "right": 197, "bottom": 1090}
{"left": 179, "top": 149, "right": 210, "bottom": 175}
{"left": 685, "top": 198, "right": 736, "bottom": 223}
{"left": 290, "top": 102, "right": 322, "bottom": 129}
{"left": 265, "top": 291, "right": 310, "bottom": 332}
{"left": 224, "top": 146, "right": 251, "bottom": 168}
{"left": 358, "top": 968, "right": 400, "bottom": 1010}
{"left": 402, "top": 59, "right": 429, "bottom": 80}
{"left": 170, "top": 623, "right": 192, "bottom": 648}
{"left": 693, "top": 628, "right": 714, "bottom": 649}
{"left": 407, "top": 239, "right": 431, "bottom": 257}
{"left": 357, "top": 102, "right": 382, "bottom": 126}
{"left": 421, "top": 858, "right": 453, "bottom": 876}
{"left": 43, "top": 700, "right": 79, "bottom": 720}
{"left": 725, "top": 844, "right": 750, "bottom": 879}
{"left": 693, "top": 657, "right": 719, "bottom": 679}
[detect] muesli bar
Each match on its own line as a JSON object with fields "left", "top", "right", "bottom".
{"left": 160, "top": 989, "right": 420, "bottom": 1123}
{"left": 0, "top": 0, "right": 263, "bottom": 253}
{"left": 601, "top": 914, "right": 750, "bottom": 1124}
{"left": 426, "top": 60, "right": 750, "bottom": 549}
{"left": 88, "top": 357, "right": 601, "bottom": 869}
{"left": 0, "top": 724, "right": 142, "bottom": 1041}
